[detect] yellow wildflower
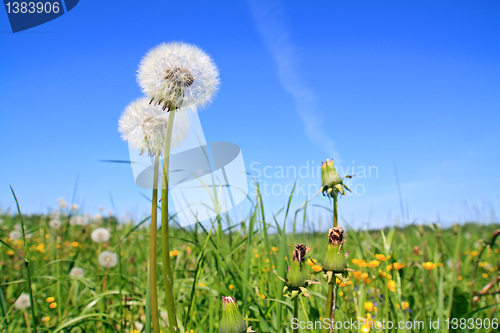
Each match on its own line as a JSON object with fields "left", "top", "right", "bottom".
{"left": 388, "top": 280, "right": 396, "bottom": 292}
{"left": 423, "top": 262, "right": 436, "bottom": 270}
{"left": 375, "top": 254, "right": 390, "bottom": 261}
{"left": 311, "top": 265, "right": 322, "bottom": 272}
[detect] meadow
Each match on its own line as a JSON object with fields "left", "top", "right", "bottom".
{"left": 0, "top": 190, "right": 499, "bottom": 333}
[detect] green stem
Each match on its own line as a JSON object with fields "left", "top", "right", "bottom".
{"left": 150, "top": 154, "right": 160, "bottom": 333}
{"left": 292, "top": 297, "right": 299, "bottom": 333}
{"left": 161, "top": 109, "right": 178, "bottom": 332}
{"left": 333, "top": 195, "right": 338, "bottom": 227}
{"left": 323, "top": 283, "right": 333, "bottom": 333}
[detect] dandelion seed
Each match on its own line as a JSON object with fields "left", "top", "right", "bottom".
{"left": 70, "top": 204, "right": 78, "bottom": 211}
{"left": 91, "top": 228, "right": 111, "bottom": 243}
{"left": 58, "top": 198, "right": 67, "bottom": 209}
{"left": 9, "top": 230, "right": 21, "bottom": 241}
{"left": 69, "top": 267, "right": 84, "bottom": 278}
{"left": 49, "top": 218, "right": 62, "bottom": 229}
{"left": 98, "top": 251, "right": 118, "bottom": 268}
{"left": 118, "top": 97, "right": 191, "bottom": 156}
{"left": 137, "top": 42, "right": 220, "bottom": 111}
{"left": 14, "top": 293, "right": 30, "bottom": 310}
{"left": 69, "top": 216, "right": 85, "bottom": 226}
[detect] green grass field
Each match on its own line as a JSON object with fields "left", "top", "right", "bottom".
{"left": 1, "top": 195, "right": 499, "bottom": 332}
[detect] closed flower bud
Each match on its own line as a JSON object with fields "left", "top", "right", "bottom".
{"left": 322, "top": 227, "right": 347, "bottom": 273}
{"left": 321, "top": 159, "right": 351, "bottom": 198}
{"left": 321, "top": 159, "right": 341, "bottom": 188}
{"left": 287, "top": 244, "right": 309, "bottom": 288}
{"left": 220, "top": 296, "right": 247, "bottom": 333}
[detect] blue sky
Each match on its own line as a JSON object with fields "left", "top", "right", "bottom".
{"left": 1, "top": 0, "right": 499, "bottom": 229}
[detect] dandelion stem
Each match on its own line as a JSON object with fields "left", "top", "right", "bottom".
{"left": 292, "top": 297, "right": 299, "bottom": 333}
{"left": 150, "top": 154, "right": 161, "bottom": 333}
{"left": 333, "top": 194, "right": 338, "bottom": 228}
{"left": 161, "top": 108, "right": 178, "bottom": 332}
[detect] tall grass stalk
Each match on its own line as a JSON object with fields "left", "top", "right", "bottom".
{"left": 161, "top": 108, "right": 178, "bottom": 332}
{"left": 11, "top": 186, "right": 38, "bottom": 333}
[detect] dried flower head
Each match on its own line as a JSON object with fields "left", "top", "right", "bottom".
{"left": 288, "top": 244, "right": 310, "bottom": 288}
{"left": 91, "top": 228, "right": 111, "bottom": 243}
{"left": 137, "top": 42, "right": 220, "bottom": 111}
{"left": 98, "top": 251, "right": 118, "bottom": 268}
{"left": 69, "top": 267, "right": 84, "bottom": 278}
{"left": 292, "top": 243, "right": 308, "bottom": 263}
{"left": 328, "top": 226, "right": 344, "bottom": 245}
{"left": 14, "top": 293, "right": 31, "bottom": 310}
{"left": 118, "top": 97, "right": 190, "bottom": 156}
{"left": 323, "top": 226, "right": 347, "bottom": 273}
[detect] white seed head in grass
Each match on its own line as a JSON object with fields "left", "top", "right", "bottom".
{"left": 14, "top": 293, "right": 31, "bottom": 310}
{"left": 9, "top": 230, "right": 21, "bottom": 241}
{"left": 118, "top": 97, "right": 190, "bottom": 156}
{"left": 91, "top": 228, "right": 111, "bottom": 243}
{"left": 49, "top": 218, "right": 62, "bottom": 229}
{"left": 69, "top": 216, "right": 85, "bottom": 226}
{"left": 69, "top": 267, "right": 84, "bottom": 278}
{"left": 137, "top": 42, "right": 220, "bottom": 111}
{"left": 98, "top": 251, "right": 118, "bottom": 268}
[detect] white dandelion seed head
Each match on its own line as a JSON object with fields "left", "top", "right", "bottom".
{"left": 0, "top": 218, "right": 4, "bottom": 225}
{"left": 14, "top": 223, "right": 22, "bottom": 231}
{"left": 93, "top": 214, "right": 102, "bottom": 223}
{"left": 14, "top": 293, "right": 31, "bottom": 310}
{"left": 91, "top": 228, "right": 111, "bottom": 243}
{"left": 98, "top": 251, "right": 118, "bottom": 268}
{"left": 9, "top": 230, "right": 21, "bottom": 241}
{"left": 70, "top": 204, "right": 79, "bottom": 211}
{"left": 69, "top": 216, "right": 85, "bottom": 226}
{"left": 49, "top": 218, "right": 62, "bottom": 229}
{"left": 137, "top": 42, "right": 220, "bottom": 111}
{"left": 118, "top": 97, "right": 191, "bottom": 156}
{"left": 69, "top": 267, "right": 84, "bottom": 278}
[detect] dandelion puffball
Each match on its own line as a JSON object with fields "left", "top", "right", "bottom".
{"left": 14, "top": 293, "right": 31, "bottom": 310}
{"left": 9, "top": 230, "right": 21, "bottom": 241}
{"left": 69, "top": 267, "right": 84, "bottom": 278}
{"left": 69, "top": 216, "right": 85, "bottom": 226}
{"left": 91, "top": 228, "right": 110, "bottom": 243}
{"left": 98, "top": 251, "right": 118, "bottom": 268}
{"left": 49, "top": 218, "right": 62, "bottom": 229}
{"left": 137, "top": 42, "right": 220, "bottom": 111}
{"left": 118, "top": 97, "right": 191, "bottom": 156}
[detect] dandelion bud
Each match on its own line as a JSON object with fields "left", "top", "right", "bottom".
{"left": 220, "top": 296, "right": 247, "bottom": 333}
{"left": 321, "top": 159, "right": 341, "bottom": 188}
{"left": 321, "top": 159, "right": 351, "bottom": 198}
{"left": 322, "top": 227, "right": 347, "bottom": 273}
{"left": 287, "top": 244, "right": 309, "bottom": 288}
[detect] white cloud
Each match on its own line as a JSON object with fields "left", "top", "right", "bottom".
{"left": 248, "top": 0, "right": 340, "bottom": 160}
